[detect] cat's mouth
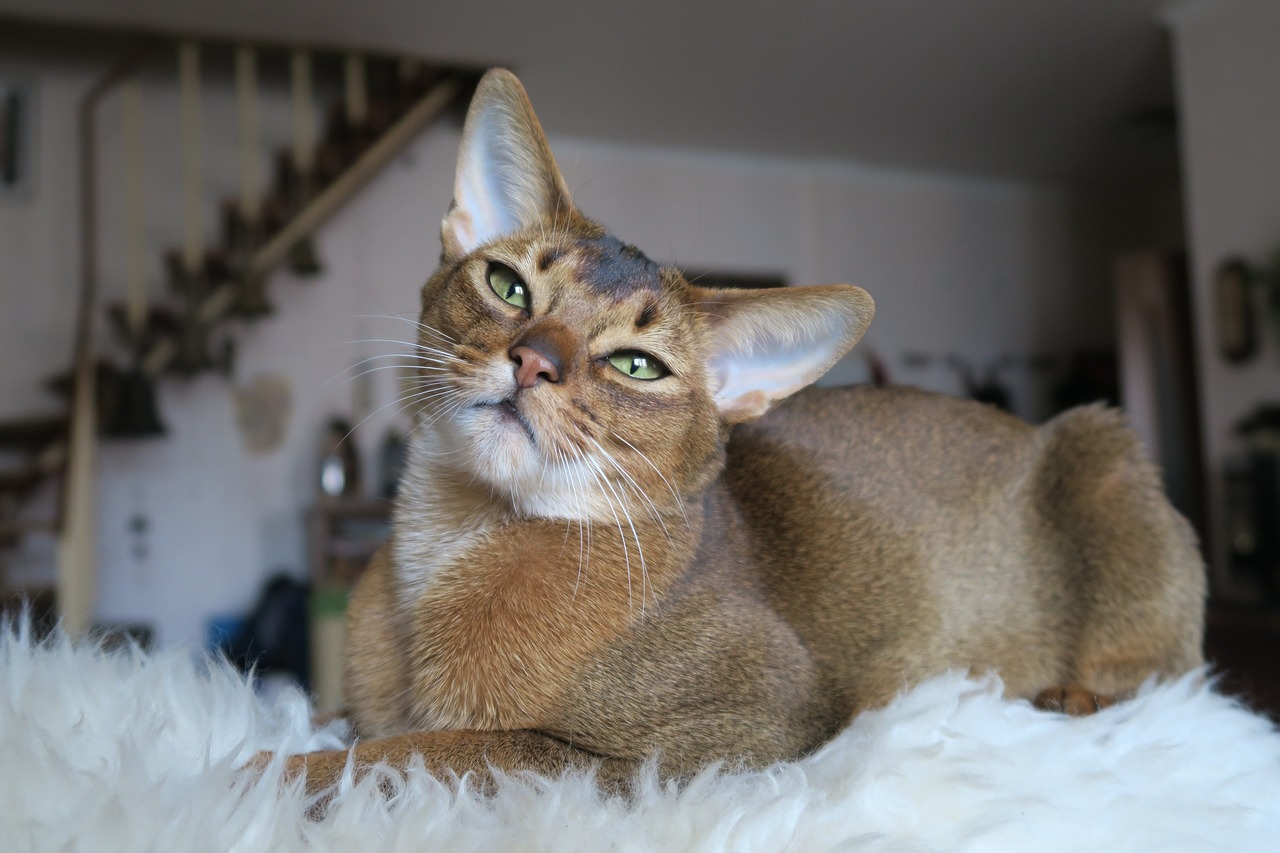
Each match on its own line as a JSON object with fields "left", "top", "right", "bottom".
{"left": 476, "top": 398, "right": 537, "bottom": 444}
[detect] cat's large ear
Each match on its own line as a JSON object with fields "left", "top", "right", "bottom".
{"left": 696, "top": 284, "right": 874, "bottom": 423}
{"left": 441, "top": 69, "right": 575, "bottom": 261}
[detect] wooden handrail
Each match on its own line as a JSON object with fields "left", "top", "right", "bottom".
{"left": 142, "top": 75, "right": 462, "bottom": 376}
{"left": 57, "top": 41, "right": 159, "bottom": 634}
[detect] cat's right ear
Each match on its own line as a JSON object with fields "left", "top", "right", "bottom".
{"left": 441, "top": 69, "right": 575, "bottom": 262}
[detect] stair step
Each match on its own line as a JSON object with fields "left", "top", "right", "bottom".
{"left": 44, "top": 359, "right": 119, "bottom": 400}
{"left": 106, "top": 302, "right": 180, "bottom": 351}
{"left": 0, "top": 415, "right": 67, "bottom": 452}
{"left": 132, "top": 68, "right": 470, "bottom": 380}
{"left": 0, "top": 517, "right": 56, "bottom": 549}
{"left": 0, "top": 466, "right": 47, "bottom": 497}
{"left": 163, "top": 248, "right": 237, "bottom": 297}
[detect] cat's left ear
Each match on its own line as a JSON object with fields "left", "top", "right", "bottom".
{"left": 442, "top": 69, "right": 575, "bottom": 261}
{"left": 696, "top": 284, "right": 875, "bottom": 423}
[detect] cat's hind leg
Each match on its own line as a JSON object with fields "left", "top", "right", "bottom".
{"left": 1029, "top": 405, "right": 1206, "bottom": 702}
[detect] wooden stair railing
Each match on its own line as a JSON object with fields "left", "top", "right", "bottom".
{"left": 141, "top": 74, "right": 462, "bottom": 377}
{"left": 0, "top": 414, "right": 69, "bottom": 625}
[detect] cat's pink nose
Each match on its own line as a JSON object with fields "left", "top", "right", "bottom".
{"left": 510, "top": 345, "right": 561, "bottom": 387}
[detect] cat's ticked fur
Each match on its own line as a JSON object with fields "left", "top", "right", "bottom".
{"left": 287, "top": 69, "right": 1205, "bottom": 791}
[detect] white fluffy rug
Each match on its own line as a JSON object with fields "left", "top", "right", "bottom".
{"left": 3, "top": 622, "right": 1280, "bottom": 852}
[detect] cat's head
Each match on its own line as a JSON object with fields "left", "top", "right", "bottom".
{"left": 407, "top": 69, "right": 873, "bottom": 520}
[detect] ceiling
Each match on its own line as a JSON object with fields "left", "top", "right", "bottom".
{"left": 0, "top": 0, "right": 1189, "bottom": 188}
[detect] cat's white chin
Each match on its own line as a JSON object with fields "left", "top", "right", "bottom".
{"left": 453, "top": 403, "right": 542, "bottom": 474}
{"left": 419, "top": 406, "right": 618, "bottom": 523}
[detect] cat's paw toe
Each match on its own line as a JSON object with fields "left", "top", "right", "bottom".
{"left": 1033, "top": 684, "right": 1116, "bottom": 716}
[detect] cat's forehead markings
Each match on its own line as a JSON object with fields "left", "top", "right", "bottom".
{"left": 537, "top": 247, "right": 563, "bottom": 272}
{"left": 574, "top": 236, "right": 662, "bottom": 296}
{"left": 545, "top": 288, "right": 566, "bottom": 314}
{"left": 637, "top": 302, "right": 659, "bottom": 329}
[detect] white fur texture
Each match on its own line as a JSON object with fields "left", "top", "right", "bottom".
{"left": 3, "top": 621, "right": 1279, "bottom": 852}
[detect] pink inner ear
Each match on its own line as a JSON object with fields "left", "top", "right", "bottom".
{"left": 709, "top": 334, "right": 830, "bottom": 415}
{"left": 444, "top": 73, "right": 573, "bottom": 257}
{"left": 705, "top": 299, "right": 866, "bottom": 420}
{"left": 447, "top": 119, "right": 529, "bottom": 254}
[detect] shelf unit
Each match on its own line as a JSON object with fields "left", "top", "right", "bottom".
{"left": 306, "top": 496, "right": 391, "bottom": 710}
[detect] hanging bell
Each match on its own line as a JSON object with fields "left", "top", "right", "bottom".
{"left": 101, "top": 367, "right": 167, "bottom": 439}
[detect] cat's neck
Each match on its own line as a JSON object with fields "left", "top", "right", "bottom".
{"left": 390, "top": 428, "right": 700, "bottom": 607}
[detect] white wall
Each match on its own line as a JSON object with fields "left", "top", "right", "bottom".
{"left": 0, "top": 55, "right": 87, "bottom": 421}
{"left": 1169, "top": 0, "right": 1280, "bottom": 596}
{"left": 556, "top": 142, "right": 1153, "bottom": 414}
{"left": 1, "top": 49, "right": 1168, "bottom": 646}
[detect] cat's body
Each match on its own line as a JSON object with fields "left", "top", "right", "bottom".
{"left": 286, "top": 70, "right": 1204, "bottom": 790}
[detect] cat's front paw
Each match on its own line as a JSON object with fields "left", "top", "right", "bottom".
{"left": 244, "top": 749, "right": 345, "bottom": 795}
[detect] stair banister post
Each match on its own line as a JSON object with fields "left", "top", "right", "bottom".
{"left": 60, "top": 43, "right": 155, "bottom": 637}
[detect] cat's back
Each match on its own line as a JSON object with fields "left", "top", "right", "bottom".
{"left": 720, "top": 384, "right": 1073, "bottom": 709}
{"left": 726, "top": 383, "right": 1038, "bottom": 508}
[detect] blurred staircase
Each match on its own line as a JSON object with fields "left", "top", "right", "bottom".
{"left": 0, "top": 414, "right": 64, "bottom": 628}
{"left": 0, "top": 25, "right": 480, "bottom": 629}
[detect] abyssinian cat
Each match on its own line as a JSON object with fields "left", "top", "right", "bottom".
{"left": 282, "top": 69, "right": 1205, "bottom": 791}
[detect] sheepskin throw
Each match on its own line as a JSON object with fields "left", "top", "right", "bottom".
{"left": 2, "top": 622, "right": 1279, "bottom": 852}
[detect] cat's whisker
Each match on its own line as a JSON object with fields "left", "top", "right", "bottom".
{"left": 406, "top": 345, "right": 460, "bottom": 362}
{"left": 586, "top": 455, "right": 647, "bottom": 615}
{"left": 569, "top": 447, "right": 593, "bottom": 601}
{"left": 403, "top": 386, "right": 458, "bottom": 405}
{"left": 389, "top": 390, "right": 457, "bottom": 421}
{"left": 344, "top": 355, "right": 457, "bottom": 375}
{"left": 683, "top": 268, "right": 715, "bottom": 286}
{"left": 336, "top": 382, "right": 457, "bottom": 447}
{"left": 332, "top": 336, "right": 440, "bottom": 351}
{"left": 583, "top": 457, "right": 631, "bottom": 611}
{"left": 609, "top": 432, "right": 690, "bottom": 528}
{"left": 557, "top": 445, "right": 592, "bottom": 601}
{"left": 353, "top": 314, "right": 458, "bottom": 346}
{"left": 552, "top": 448, "right": 575, "bottom": 561}
{"left": 396, "top": 387, "right": 460, "bottom": 414}
{"left": 322, "top": 366, "right": 450, "bottom": 399}
{"left": 552, "top": 445, "right": 588, "bottom": 601}
{"left": 388, "top": 375, "right": 458, "bottom": 403}
{"left": 336, "top": 337, "right": 459, "bottom": 361}
{"left": 420, "top": 392, "right": 469, "bottom": 428}
{"left": 327, "top": 353, "right": 459, "bottom": 390}
{"left": 535, "top": 440, "right": 555, "bottom": 494}
{"left": 394, "top": 384, "right": 470, "bottom": 446}
{"left": 331, "top": 362, "right": 454, "bottom": 390}
{"left": 351, "top": 350, "right": 458, "bottom": 366}
{"left": 404, "top": 373, "right": 457, "bottom": 387}
{"left": 588, "top": 436, "right": 672, "bottom": 547}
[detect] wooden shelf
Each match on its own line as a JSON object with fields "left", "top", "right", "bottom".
{"left": 306, "top": 497, "right": 390, "bottom": 712}
{"left": 306, "top": 497, "right": 391, "bottom": 590}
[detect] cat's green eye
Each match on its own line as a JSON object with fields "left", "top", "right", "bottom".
{"left": 607, "top": 350, "right": 669, "bottom": 380}
{"left": 487, "top": 262, "right": 529, "bottom": 310}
